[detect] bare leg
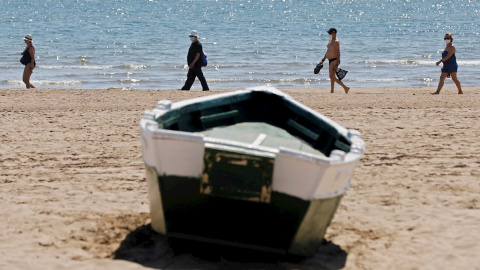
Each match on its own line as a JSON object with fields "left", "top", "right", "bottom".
{"left": 329, "top": 60, "right": 350, "bottom": 94}
{"left": 22, "top": 65, "right": 35, "bottom": 89}
{"left": 450, "top": 73, "right": 462, "bottom": 94}
{"left": 329, "top": 65, "right": 336, "bottom": 93}
{"left": 23, "top": 66, "right": 31, "bottom": 89}
{"left": 431, "top": 72, "right": 447, "bottom": 95}
{"left": 335, "top": 77, "right": 350, "bottom": 94}
{"left": 29, "top": 67, "right": 35, "bottom": 88}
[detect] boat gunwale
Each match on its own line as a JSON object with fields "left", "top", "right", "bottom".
{"left": 145, "top": 88, "right": 358, "bottom": 158}
{"left": 141, "top": 123, "right": 363, "bottom": 168}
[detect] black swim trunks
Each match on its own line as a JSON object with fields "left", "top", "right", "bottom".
{"left": 328, "top": 58, "right": 338, "bottom": 64}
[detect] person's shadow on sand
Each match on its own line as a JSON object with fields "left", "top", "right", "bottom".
{"left": 113, "top": 224, "right": 347, "bottom": 270}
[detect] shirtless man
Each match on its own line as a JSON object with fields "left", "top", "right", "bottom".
{"left": 319, "top": 28, "right": 349, "bottom": 94}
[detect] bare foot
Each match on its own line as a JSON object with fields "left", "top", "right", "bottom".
{"left": 458, "top": 91, "right": 463, "bottom": 94}
{"left": 330, "top": 90, "right": 334, "bottom": 93}
{"left": 344, "top": 87, "right": 350, "bottom": 94}
{"left": 430, "top": 91, "right": 440, "bottom": 95}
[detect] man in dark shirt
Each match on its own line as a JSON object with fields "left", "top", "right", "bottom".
{"left": 181, "top": 30, "right": 209, "bottom": 91}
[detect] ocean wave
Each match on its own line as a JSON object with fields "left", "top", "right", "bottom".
{"left": 107, "top": 87, "right": 133, "bottom": 90}
{"left": 351, "top": 78, "right": 407, "bottom": 82}
{"left": 206, "top": 62, "right": 305, "bottom": 70}
{"left": 203, "top": 78, "right": 243, "bottom": 83}
{"left": 358, "top": 59, "right": 480, "bottom": 66}
{"left": 38, "top": 64, "right": 149, "bottom": 70}
{"left": 260, "top": 78, "right": 320, "bottom": 84}
{"left": 413, "top": 54, "right": 433, "bottom": 59}
{"left": 203, "top": 76, "right": 393, "bottom": 85}
{"left": 206, "top": 77, "right": 322, "bottom": 84}
{"left": 457, "top": 60, "right": 480, "bottom": 66}
{"left": 360, "top": 60, "right": 434, "bottom": 66}
{"left": 6, "top": 79, "right": 83, "bottom": 86}
{"left": 119, "top": 64, "right": 148, "bottom": 70}
{"left": 40, "top": 65, "right": 114, "bottom": 70}
{"left": 118, "top": 79, "right": 141, "bottom": 83}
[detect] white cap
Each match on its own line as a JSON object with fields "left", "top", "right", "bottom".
{"left": 189, "top": 30, "right": 198, "bottom": 37}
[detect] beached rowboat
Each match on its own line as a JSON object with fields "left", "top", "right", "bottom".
{"left": 140, "top": 86, "right": 365, "bottom": 256}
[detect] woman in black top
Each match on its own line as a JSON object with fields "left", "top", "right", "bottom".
{"left": 20, "top": 34, "right": 36, "bottom": 89}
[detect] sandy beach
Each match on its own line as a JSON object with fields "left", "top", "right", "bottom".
{"left": 1, "top": 86, "right": 479, "bottom": 270}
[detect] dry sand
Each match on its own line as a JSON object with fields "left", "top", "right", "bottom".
{"left": 0, "top": 86, "right": 479, "bottom": 270}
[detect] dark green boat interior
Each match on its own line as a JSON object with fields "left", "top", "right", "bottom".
{"left": 156, "top": 91, "right": 351, "bottom": 156}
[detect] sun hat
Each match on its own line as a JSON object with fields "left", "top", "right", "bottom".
{"left": 326, "top": 28, "right": 337, "bottom": 34}
{"left": 24, "top": 34, "right": 33, "bottom": 42}
{"left": 189, "top": 30, "right": 198, "bottom": 37}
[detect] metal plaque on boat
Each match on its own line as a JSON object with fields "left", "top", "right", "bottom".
{"left": 201, "top": 146, "right": 274, "bottom": 203}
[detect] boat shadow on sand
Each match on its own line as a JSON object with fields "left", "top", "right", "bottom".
{"left": 113, "top": 224, "right": 347, "bottom": 270}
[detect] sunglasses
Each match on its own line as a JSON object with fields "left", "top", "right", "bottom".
{"left": 444, "top": 38, "right": 451, "bottom": 40}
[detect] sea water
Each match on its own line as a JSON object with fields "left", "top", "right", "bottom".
{"left": 1, "top": 0, "right": 479, "bottom": 90}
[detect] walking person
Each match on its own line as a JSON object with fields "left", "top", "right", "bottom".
{"left": 20, "top": 34, "right": 36, "bottom": 89}
{"left": 319, "top": 28, "right": 349, "bottom": 94}
{"left": 181, "top": 30, "right": 209, "bottom": 91}
{"left": 431, "top": 33, "right": 463, "bottom": 95}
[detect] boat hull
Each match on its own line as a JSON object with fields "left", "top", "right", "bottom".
{"left": 146, "top": 165, "right": 343, "bottom": 255}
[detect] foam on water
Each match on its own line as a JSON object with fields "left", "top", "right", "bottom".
{"left": 39, "top": 65, "right": 115, "bottom": 70}
{"left": 6, "top": 79, "right": 83, "bottom": 86}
